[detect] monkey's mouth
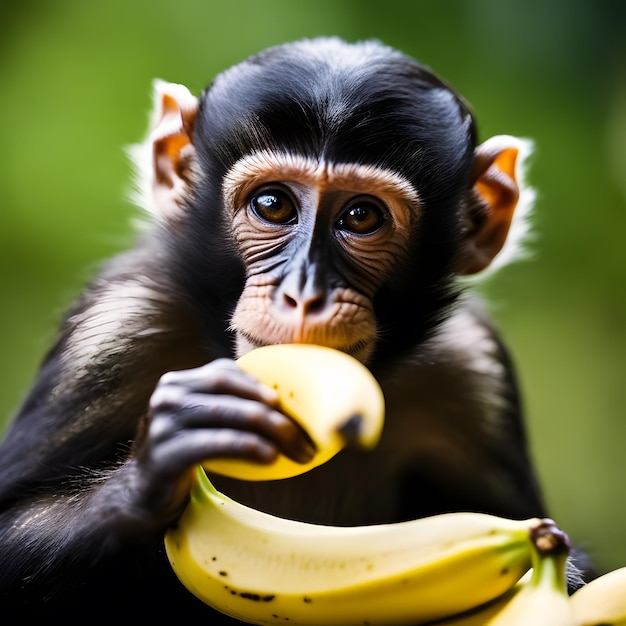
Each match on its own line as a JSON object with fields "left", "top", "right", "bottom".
{"left": 235, "top": 331, "right": 375, "bottom": 364}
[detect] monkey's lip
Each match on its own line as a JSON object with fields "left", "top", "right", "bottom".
{"left": 239, "top": 334, "right": 373, "bottom": 363}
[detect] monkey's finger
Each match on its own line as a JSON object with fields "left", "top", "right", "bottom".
{"left": 156, "top": 359, "right": 279, "bottom": 406}
{"left": 151, "top": 429, "right": 285, "bottom": 478}
{"left": 150, "top": 395, "right": 316, "bottom": 464}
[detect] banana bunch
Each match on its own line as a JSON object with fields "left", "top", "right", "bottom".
{"left": 165, "top": 343, "right": 536, "bottom": 624}
{"left": 164, "top": 344, "right": 626, "bottom": 625}
{"left": 165, "top": 466, "right": 539, "bottom": 625}
{"left": 202, "top": 343, "right": 385, "bottom": 481}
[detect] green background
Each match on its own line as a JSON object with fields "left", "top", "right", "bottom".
{"left": 1, "top": 0, "right": 625, "bottom": 576}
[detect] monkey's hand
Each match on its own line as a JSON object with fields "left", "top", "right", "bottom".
{"left": 126, "top": 359, "right": 316, "bottom": 531}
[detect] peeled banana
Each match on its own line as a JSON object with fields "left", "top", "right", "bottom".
{"left": 165, "top": 466, "right": 540, "bottom": 625}
{"left": 571, "top": 565, "right": 626, "bottom": 625}
{"left": 202, "top": 344, "right": 385, "bottom": 481}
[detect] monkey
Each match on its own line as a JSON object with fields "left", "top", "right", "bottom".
{"left": 0, "top": 37, "right": 585, "bottom": 619}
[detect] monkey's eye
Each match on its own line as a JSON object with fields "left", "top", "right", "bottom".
{"left": 335, "top": 200, "right": 387, "bottom": 235}
{"left": 250, "top": 188, "right": 298, "bottom": 225}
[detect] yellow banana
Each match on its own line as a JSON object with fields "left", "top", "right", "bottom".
{"left": 431, "top": 519, "right": 576, "bottom": 625}
{"left": 571, "top": 566, "right": 626, "bottom": 625}
{"left": 165, "top": 466, "right": 539, "bottom": 625}
{"left": 202, "top": 344, "right": 385, "bottom": 481}
{"left": 423, "top": 586, "right": 523, "bottom": 625}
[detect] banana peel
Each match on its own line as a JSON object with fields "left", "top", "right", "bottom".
{"left": 571, "top": 566, "right": 626, "bottom": 625}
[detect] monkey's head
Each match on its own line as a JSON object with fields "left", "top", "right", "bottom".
{"left": 130, "top": 38, "right": 531, "bottom": 364}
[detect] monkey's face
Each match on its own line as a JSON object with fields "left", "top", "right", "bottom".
{"left": 142, "top": 40, "right": 524, "bottom": 365}
{"left": 224, "top": 151, "right": 417, "bottom": 364}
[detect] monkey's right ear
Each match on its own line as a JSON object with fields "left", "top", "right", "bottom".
{"left": 128, "top": 80, "right": 199, "bottom": 222}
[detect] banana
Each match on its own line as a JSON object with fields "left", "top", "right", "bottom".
{"left": 571, "top": 566, "right": 626, "bottom": 625}
{"left": 422, "top": 586, "right": 523, "bottom": 625}
{"left": 202, "top": 344, "right": 385, "bottom": 481}
{"left": 430, "top": 519, "right": 577, "bottom": 625}
{"left": 165, "top": 466, "right": 540, "bottom": 625}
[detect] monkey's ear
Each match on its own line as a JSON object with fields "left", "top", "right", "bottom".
{"left": 456, "top": 135, "right": 534, "bottom": 275}
{"left": 128, "top": 80, "right": 199, "bottom": 222}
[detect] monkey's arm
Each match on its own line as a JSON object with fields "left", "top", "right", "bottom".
{"left": 0, "top": 268, "right": 312, "bottom": 605}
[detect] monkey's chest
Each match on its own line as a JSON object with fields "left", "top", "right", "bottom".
{"left": 209, "top": 390, "right": 474, "bottom": 526}
{"left": 209, "top": 447, "right": 401, "bottom": 526}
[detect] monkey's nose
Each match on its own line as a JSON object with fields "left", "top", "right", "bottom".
{"left": 278, "top": 263, "right": 327, "bottom": 316}
{"left": 281, "top": 290, "right": 326, "bottom": 315}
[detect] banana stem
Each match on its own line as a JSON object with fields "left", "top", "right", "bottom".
{"left": 529, "top": 519, "right": 570, "bottom": 593}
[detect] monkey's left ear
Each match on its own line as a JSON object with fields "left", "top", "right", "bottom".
{"left": 456, "top": 135, "right": 534, "bottom": 275}
{"left": 128, "top": 80, "right": 199, "bottom": 222}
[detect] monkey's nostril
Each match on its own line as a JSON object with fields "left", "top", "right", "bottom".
{"left": 305, "top": 296, "right": 325, "bottom": 314}
{"left": 283, "top": 293, "right": 298, "bottom": 309}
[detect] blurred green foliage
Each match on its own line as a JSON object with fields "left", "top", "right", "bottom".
{"left": 1, "top": 0, "right": 625, "bottom": 576}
